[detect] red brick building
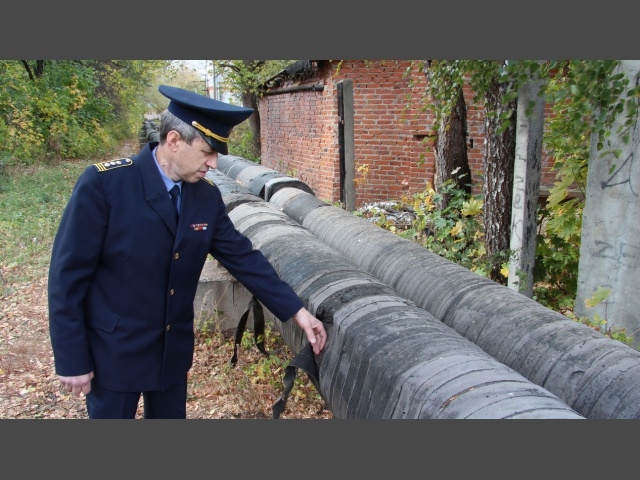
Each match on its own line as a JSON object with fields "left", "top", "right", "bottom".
{"left": 259, "top": 60, "right": 556, "bottom": 209}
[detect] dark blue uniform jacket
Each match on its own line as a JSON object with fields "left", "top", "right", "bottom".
{"left": 48, "top": 142, "right": 303, "bottom": 392}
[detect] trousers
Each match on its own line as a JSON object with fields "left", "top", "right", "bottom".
{"left": 85, "top": 375, "right": 188, "bottom": 419}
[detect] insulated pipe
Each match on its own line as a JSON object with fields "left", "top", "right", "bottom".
{"left": 216, "top": 154, "right": 254, "bottom": 177}
{"left": 217, "top": 155, "right": 314, "bottom": 200}
{"left": 145, "top": 121, "right": 160, "bottom": 143}
{"left": 206, "top": 169, "right": 253, "bottom": 196}
{"left": 226, "top": 200, "right": 583, "bottom": 419}
{"left": 205, "top": 170, "right": 265, "bottom": 212}
{"left": 268, "top": 187, "right": 640, "bottom": 420}
{"left": 156, "top": 125, "right": 640, "bottom": 419}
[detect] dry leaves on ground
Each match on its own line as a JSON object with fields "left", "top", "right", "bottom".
{"left": 0, "top": 270, "right": 333, "bottom": 420}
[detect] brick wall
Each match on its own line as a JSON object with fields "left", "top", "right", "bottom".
{"left": 260, "top": 62, "right": 340, "bottom": 202}
{"left": 260, "top": 60, "right": 557, "bottom": 208}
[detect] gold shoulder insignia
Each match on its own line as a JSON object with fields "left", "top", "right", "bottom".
{"left": 93, "top": 158, "right": 133, "bottom": 172}
{"left": 202, "top": 177, "right": 216, "bottom": 187}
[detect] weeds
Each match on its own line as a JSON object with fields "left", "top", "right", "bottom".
{"left": 563, "top": 286, "right": 636, "bottom": 346}
{"left": 356, "top": 176, "right": 636, "bottom": 349}
{"left": 191, "top": 319, "right": 327, "bottom": 416}
{"left": 0, "top": 159, "right": 89, "bottom": 292}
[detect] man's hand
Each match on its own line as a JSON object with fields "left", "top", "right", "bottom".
{"left": 59, "top": 372, "right": 94, "bottom": 397}
{"left": 292, "top": 307, "right": 327, "bottom": 355}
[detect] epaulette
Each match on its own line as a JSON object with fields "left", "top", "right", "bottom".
{"left": 93, "top": 158, "right": 133, "bottom": 172}
{"left": 202, "top": 177, "right": 217, "bottom": 187}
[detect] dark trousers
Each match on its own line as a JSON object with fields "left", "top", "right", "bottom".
{"left": 86, "top": 376, "right": 188, "bottom": 419}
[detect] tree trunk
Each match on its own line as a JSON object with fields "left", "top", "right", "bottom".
{"left": 240, "top": 89, "right": 261, "bottom": 159}
{"left": 483, "top": 72, "right": 517, "bottom": 283}
{"left": 425, "top": 61, "right": 473, "bottom": 206}
{"left": 434, "top": 86, "right": 473, "bottom": 199}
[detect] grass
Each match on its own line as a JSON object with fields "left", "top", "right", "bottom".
{"left": 0, "top": 160, "right": 91, "bottom": 292}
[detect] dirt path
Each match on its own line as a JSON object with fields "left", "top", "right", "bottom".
{"left": 0, "top": 268, "right": 331, "bottom": 420}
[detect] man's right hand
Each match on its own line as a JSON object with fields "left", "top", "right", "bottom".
{"left": 292, "top": 307, "right": 327, "bottom": 355}
{"left": 59, "top": 372, "right": 94, "bottom": 397}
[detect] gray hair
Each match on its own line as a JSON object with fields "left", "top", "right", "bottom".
{"left": 158, "top": 110, "right": 199, "bottom": 145}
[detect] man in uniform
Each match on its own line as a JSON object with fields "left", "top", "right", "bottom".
{"left": 48, "top": 85, "right": 327, "bottom": 419}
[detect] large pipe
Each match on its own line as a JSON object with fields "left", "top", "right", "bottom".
{"left": 217, "top": 155, "right": 314, "bottom": 200}
{"left": 268, "top": 187, "right": 640, "bottom": 419}
{"left": 146, "top": 123, "right": 639, "bottom": 418}
{"left": 226, "top": 199, "right": 583, "bottom": 419}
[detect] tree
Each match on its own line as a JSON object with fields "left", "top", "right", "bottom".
{"left": 481, "top": 62, "right": 517, "bottom": 282}
{"left": 423, "top": 60, "right": 473, "bottom": 205}
{"left": 0, "top": 60, "right": 167, "bottom": 162}
{"left": 423, "top": 60, "right": 518, "bottom": 283}
{"left": 209, "top": 60, "right": 294, "bottom": 160}
{"left": 423, "top": 59, "right": 640, "bottom": 314}
{"left": 142, "top": 61, "right": 205, "bottom": 114}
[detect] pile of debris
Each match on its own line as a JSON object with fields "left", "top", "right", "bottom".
{"left": 355, "top": 201, "right": 417, "bottom": 229}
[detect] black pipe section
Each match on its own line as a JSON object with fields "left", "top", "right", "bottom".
{"left": 226, "top": 199, "right": 583, "bottom": 419}
{"left": 140, "top": 120, "right": 159, "bottom": 147}
{"left": 142, "top": 121, "right": 640, "bottom": 418}
{"left": 217, "top": 154, "right": 314, "bottom": 200}
{"left": 268, "top": 187, "right": 640, "bottom": 419}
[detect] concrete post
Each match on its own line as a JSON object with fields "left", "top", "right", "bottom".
{"left": 575, "top": 60, "right": 640, "bottom": 347}
{"left": 507, "top": 70, "right": 546, "bottom": 297}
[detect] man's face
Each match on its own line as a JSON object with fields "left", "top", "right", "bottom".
{"left": 172, "top": 134, "right": 218, "bottom": 183}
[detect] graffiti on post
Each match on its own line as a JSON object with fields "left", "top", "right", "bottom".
{"left": 593, "top": 239, "right": 640, "bottom": 269}
{"left": 600, "top": 120, "right": 639, "bottom": 195}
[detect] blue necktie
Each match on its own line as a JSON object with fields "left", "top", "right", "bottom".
{"left": 169, "top": 185, "right": 180, "bottom": 222}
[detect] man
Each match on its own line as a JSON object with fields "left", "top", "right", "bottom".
{"left": 48, "top": 85, "right": 327, "bottom": 419}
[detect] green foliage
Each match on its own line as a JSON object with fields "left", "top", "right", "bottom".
{"left": 210, "top": 60, "right": 294, "bottom": 98}
{"left": 417, "top": 59, "right": 638, "bottom": 336}
{"left": 142, "top": 61, "right": 206, "bottom": 114}
{"left": 228, "top": 121, "right": 260, "bottom": 162}
{"left": 533, "top": 198, "right": 582, "bottom": 310}
{"left": 422, "top": 59, "right": 638, "bottom": 178}
{"left": 422, "top": 60, "right": 532, "bottom": 134}
{"left": 563, "top": 287, "right": 636, "bottom": 347}
{"left": 385, "top": 176, "right": 508, "bottom": 279}
{"left": 239, "top": 324, "right": 317, "bottom": 396}
{"left": 420, "top": 60, "right": 470, "bottom": 123}
{"left": 0, "top": 159, "right": 89, "bottom": 292}
{"left": 545, "top": 61, "right": 639, "bottom": 156}
{"left": 357, "top": 170, "right": 510, "bottom": 279}
{"left": 0, "top": 60, "right": 167, "bottom": 164}
{"left": 585, "top": 285, "right": 612, "bottom": 307}
{"left": 532, "top": 60, "right": 638, "bottom": 311}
